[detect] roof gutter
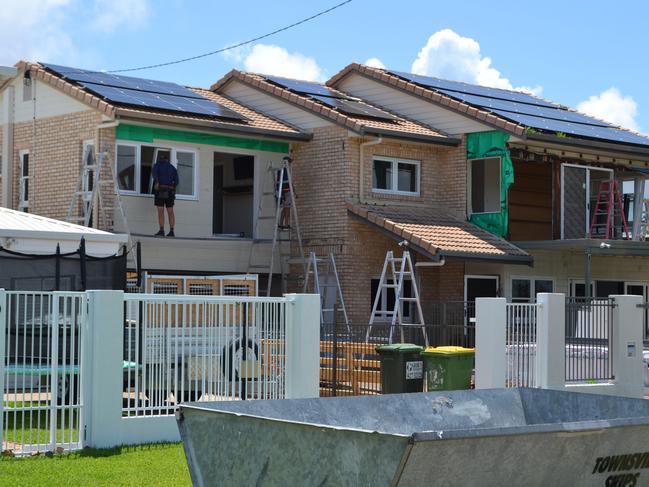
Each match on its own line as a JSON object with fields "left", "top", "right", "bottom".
{"left": 362, "top": 127, "right": 461, "bottom": 146}
{"left": 525, "top": 133, "right": 649, "bottom": 159}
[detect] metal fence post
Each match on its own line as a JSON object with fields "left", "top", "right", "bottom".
{"left": 332, "top": 304, "right": 338, "bottom": 397}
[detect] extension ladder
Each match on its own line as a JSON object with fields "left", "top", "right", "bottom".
{"left": 639, "top": 199, "right": 649, "bottom": 241}
{"left": 302, "top": 251, "right": 349, "bottom": 331}
{"left": 247, "top": 157, "right": 305, "bottom": 296}
{"left": 366, "top": 249, "right": 427, "bottom": 345}
{"left": 589, "top": 180, "right": 630, "bottom": 239}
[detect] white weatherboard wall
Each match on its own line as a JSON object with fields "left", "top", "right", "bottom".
{"left": 335, "top": 74, "right": 492, "bottom": 136}
{"left": 83, "top": 290, "right": 320, "bottom": 448}
{"left": 222, "top": 80, "right": 332, "bottom": 130}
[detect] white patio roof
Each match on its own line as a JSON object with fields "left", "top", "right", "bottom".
{"left": 0, "top": 207, "right": 128, "bottom": 256}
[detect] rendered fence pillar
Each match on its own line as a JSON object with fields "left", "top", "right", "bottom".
{"left": 475, "top": 298, "right": 506, "bottom": 389}
{"left": 610, "top": 295, "right": 644, "bottom": 399}
{"left": 536, "top": 293, "right": 566, "bottom": 390}
{"left": 284, "top": 294, "right": 320, "bottom": 399}
{"left": 83, "top": 290, "right": 124, "bottom": 448}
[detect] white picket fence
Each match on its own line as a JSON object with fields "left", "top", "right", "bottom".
{"left": 1, "top": 290, "right": 320, "bottom": 454}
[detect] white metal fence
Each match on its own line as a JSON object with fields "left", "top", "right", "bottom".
{"left": 1, "top": 291, "right": 85, "bottom": 455}
{"left": 123, "top": 294, "right": 288, "bottom": 416}
{"left": 505, "top": 302, "right": 539, "bottom": 388}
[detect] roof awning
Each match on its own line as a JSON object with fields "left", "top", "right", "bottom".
{"left": 515, "top": 239, "right": 649, "bottom": 257}
{"left": 347, "top": 203, "right": 532, "bottom": 265}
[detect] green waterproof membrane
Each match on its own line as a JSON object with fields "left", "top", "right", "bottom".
{"left": 116, "top": 124, "right": 290, "bottom": 154}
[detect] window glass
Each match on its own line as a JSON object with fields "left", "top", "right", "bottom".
{"left": 512, "top": 279, "right": 531, "bottom": 302}
{"left": 175, "top": 151, "right": 195, "bottom": 196}
{"left": 140, "top": 146, "right": 156, "bottom": 194}
{"left": 116, "top": 145, "right": 136, "bottom": 191}
{"left": 470, "top": 157, "right": 500, "bottom": 214}
{"left": 595, "top": 281, "right": 624, "bottom": 299}
{"left": 534, "top": 280, "right": 553, "bottom": 294}
{"left": 373, "top": 159, "right": 392, "bottom": 190}
{"left": 22, "top": 153, "right": 29, "bottom": 176}
{"left": 397, "top": 162, "right": 417, "bottom": 192}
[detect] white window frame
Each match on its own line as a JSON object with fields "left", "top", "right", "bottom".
{"left": 510, "top": 276, "right": 555, "bottom": 303}
{"left": 371, "top": 156, "right": 420, "bottom": 196}
{"left": 18, "top": 150, "right": 29, "bottom": 211}
{"left": 115, "top": 142, "right": 199, "bottom": 200}
{"left": 467, "top": 156, "right": 502, "bottom": 216}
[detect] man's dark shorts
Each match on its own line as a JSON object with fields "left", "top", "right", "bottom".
{"left": 154, "top": 189, "right": 175, "bottom": 208}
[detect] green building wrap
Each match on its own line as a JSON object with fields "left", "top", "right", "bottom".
{"left": 466, "top": 131, "right": 514, "bottom": 237}
{"left": 115, "top": 124, "right": 290, "bottom": 154}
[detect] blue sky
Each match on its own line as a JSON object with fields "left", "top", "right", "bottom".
{"left": 2, "top": 0, "right": 648, "bottom": 132}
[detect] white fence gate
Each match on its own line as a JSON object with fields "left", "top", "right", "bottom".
{"left": 506, "top": 302, "right": 539, "bottom": 388}
{"left": 1, "top": 291, "right": 85, "bottom": 455}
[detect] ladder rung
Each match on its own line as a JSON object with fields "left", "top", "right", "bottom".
{"left": 257, "top": 216, "right": 276, "bottom": 220}
{"left": 399, "top": 297, "right": 418, "bottom": 302}
{"left": 262, "top": 191, "right": 276, "bottom": 196}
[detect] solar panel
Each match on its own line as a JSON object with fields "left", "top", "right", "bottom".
{"left": 310, "top": 95, "right": 398, "bottom": 120}
{"left": 437, "top": 90, "right": 612, "bottom": 128}
{"left": 265, "top": 75, "right": 398, "bottom": 121}
{"left": 81, "top": 83, "right": 246, "bottom": 120}
{"left": 388, "top": 70, "right": 649, "bottom": 147}
{"left": 264, "top": 75, "right": 344, "bottom": 98}
{"left": 490, "top": 110, "right": 649, "bottom": 146}
{"left": 41, "top": 63, "right": 204, "bottom": 99}
{"left": 389, "top": 70, "right": 557, "bottom": 108}
{"left": 40, "top": 63, "right": 246, "bottom": 120}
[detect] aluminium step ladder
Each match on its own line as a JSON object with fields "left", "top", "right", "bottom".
{"left": 247, "top": 157, "right": 305, "bottom": 296}
{"left": 366, "top": 249, "right": 427, "bottom": 345}
{"left": 589, "top": 180, "right": 630, "bottom": 240}
{"left": 66, "top": 143, "right": 134, "bottom": 257}
{"left": 302, "top": 251, "right": 349, "bottom": 331}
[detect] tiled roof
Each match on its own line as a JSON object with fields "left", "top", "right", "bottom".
{"left": 13, "top": 61, "right": 307, "bottom": 140}
{"left": 346, "top": 202, "right": 531, "bottom": 263}
{"left": 212, "top": 70, "right": 460, "bottom": 145}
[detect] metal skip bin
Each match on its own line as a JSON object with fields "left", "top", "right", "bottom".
{"left": 177, "top": 389, "right": 649, "bottom": 486}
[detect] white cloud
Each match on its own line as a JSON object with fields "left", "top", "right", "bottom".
{"left": 365, "top": 57, "right": 385, "bottom": 69}
{"left": 243, "top": 44, "right": 324, "bottom": 81}
{"left": 92, "top": 0, "right": 149, "bottom": 33}
{"left": 577, "top": 87, "right": 640, "bottom": 131}
{"left": 411, "top": 29, "right": 539, "bottom": 94}
{"left": 0, "top": 0, "right": 75, "bottom": 65}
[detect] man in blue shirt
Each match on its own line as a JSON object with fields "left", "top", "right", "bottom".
{"left": 152, "top": 153, "right": 179, "bottom": 237}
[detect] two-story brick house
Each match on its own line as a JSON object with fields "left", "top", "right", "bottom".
{"left": 327, "top": 64, "right": 649, "bottom": 307}
{"left": 213, "top": 71, "right": 532, "bottom": 325}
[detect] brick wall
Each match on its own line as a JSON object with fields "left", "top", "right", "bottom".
{"left": 290, "top": 127, "right": 469, "bottom": 325}
{"left": 9, "top": 110, "right": 108, "bottom": 224}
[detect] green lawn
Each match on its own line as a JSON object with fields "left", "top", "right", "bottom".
{"left": 0, "top": 443, "right": 192, "bottom": 487}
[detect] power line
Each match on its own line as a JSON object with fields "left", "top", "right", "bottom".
{"left": 108, "top": 0, "right": 353, "bottom": 74}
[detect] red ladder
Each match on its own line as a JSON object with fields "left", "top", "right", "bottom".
{"left": 589, "top": 180, "right": 630, "bottom": 239}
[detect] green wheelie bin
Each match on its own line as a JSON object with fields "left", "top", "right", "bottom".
{"left": 421, "top": 346, "right": 475, "bottom": 391}
{"left": 376, "top": 344, "right": 424, "bottom": 394}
